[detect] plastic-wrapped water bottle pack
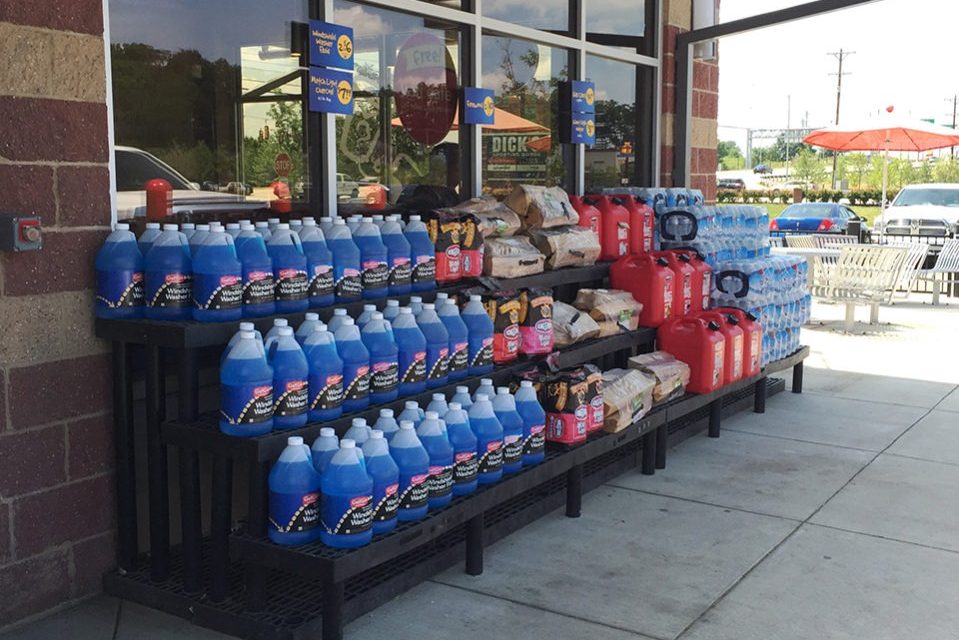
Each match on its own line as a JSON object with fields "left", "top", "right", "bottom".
{"left": 656, "top": 205, "right": 772, "bottom": 267}
{"left": 711, "top": 254, "right": 811, "bottom": 365}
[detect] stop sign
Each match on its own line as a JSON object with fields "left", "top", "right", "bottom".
{"left": 274, "top": 153, "right": 293, "bottom": 177}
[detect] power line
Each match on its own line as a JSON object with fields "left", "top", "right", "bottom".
{"left": 827, "top": 48, "right": 854, "bottom": 187}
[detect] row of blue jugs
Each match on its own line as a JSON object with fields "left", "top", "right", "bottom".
{"left": 268, "top": 381, "right": 546, "bottom": 548}
{"left": 219, "top": 296, "right": 495, "bottom": 436}
{"left": 94, "top": 214, "right": 436, "bottom": 321}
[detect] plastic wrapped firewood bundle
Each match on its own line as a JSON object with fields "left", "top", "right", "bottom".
{"left": 572, "top": 288, "right": 643, "bottom": 331}
{"left": 505, "top": 185, "right": 579, "bottom": 230}
{"left": 482, "top": 236, "right": 545, "bottom": 278}
{"left": 526, "top": 226, "right": 601, "bottom": 269}
{"left": 450, "top": 197, "right": 522, "bottom": 238}
{"left": 601, "top": 368, "right": 656, "bottom": 433}
{"left": 551, "top": 300, "right": 601, "bottom": 347}
{"left": 628, "top": 351, "right": 691, "bottom": 404}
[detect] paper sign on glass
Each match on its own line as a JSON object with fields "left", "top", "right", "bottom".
{"left": 570, "top": 114, "right": 596, "bottom": 145}
{"left": 309, "top": 20, "right": 354, "bottom": 71}
{"left": 570, "top": 80, "right": 596, "bottom": 114}
{"left": 308, "top": 67, "right": 354, "bottom": 115}
{"left": 462, "top": 87, "right": 495, "bottom": 125}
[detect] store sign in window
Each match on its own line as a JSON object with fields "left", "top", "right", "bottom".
{"left": 393, "top": 33, "right": 458, "bottom": 147}
{"left": 462, "top": 88, "right": 495, "bottom": 125}
{"left": 309, "top": 21, "right": 354, "bottom": 70}
{"left": 309, "top": 67, "right": 354, "bottom": 115}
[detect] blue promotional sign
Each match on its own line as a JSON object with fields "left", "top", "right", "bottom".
{"left": 570, "top": 113, "right": 596, "bottom": 145}
{"left": 309, "top": 20, "right": 354, "bottom": 71}
{"left": 308, "top": 67, "right": 354, "bottom": 115}
{"left": 570, "top": 80, "right": 595, "bottom": 114}
{"left": 462, "top": 87, "right": 495, "bottom": 125}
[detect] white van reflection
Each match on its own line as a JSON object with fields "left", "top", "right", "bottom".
{"left": 115, "top": 146, "right": 267, "bottom": 220}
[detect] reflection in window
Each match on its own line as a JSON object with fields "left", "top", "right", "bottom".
{"left": 585, "top": 56, "right": 637, "bottom": 191}
{"left": 481, "top": 35, "right": 568, "bottom": 199}
{"left": 109, "top": 0, "right": 308, "bottom": 217}
{"left": 483, "top": 0, "right": 569, "bottom": 33}
{"left": 333, "top": 1, "right": 462, "bottom": 214}
{"left": 586, "top": 0, "right": 646, "bottom": 38}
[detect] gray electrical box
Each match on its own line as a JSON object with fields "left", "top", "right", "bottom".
{"left": 0, "top": 214, "right": 43, "bottom": 252}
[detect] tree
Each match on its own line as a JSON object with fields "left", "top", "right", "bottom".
{"left": 717, "top": 140, "right": 744, "bottom": 170}
{"left": 845, "top": 153, "right": 870, "bottom": 188}
{"left": 792, "top": 148, "right": 826, "bottom": 186}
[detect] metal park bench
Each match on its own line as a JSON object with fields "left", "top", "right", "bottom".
{"left": 814, "top": 234, "right": 860, "bottom": 248}
{"left": 785, "top": 235, "right": 817, "bottom": 249}
{"left": 888, "top": 243, "right": 930, "bottom": 302}
{"left": 917, "top": 239, "right": 959, "bottom": 305}
{"left": 809, "top": 245, "right": 909, "bottom": 331}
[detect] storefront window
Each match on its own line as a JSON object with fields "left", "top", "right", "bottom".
{"left": 584, "top": 55, "right": 637, "bottom": 191}
{"left": 109, "top": 0, "right": 308, "bottom": 218}
{"left": 586, "top": 0, "right": 646, "bottom": 39}
{"left": 333, "top": 1, "right": 462, "bottom": 213}
{"left": 482, "top": 0, "right": 569, "bottom": 33}
{"left": 481, "top": 35, "right": 568, "bottom": 198}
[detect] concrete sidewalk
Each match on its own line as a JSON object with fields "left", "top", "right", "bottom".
{"left": 4, "top": 299, "right": 958, "bottom": 640}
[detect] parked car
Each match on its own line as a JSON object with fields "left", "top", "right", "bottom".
{"left": 753, "top": 163, "right": 773, "bottom": 174}
{"left": 769, "top": 202, "right": 864, "bottom": 234}
{"left": 876, "top": 183, "right": 959, "bottom": 237}
{"left": 337, "top": 173, "right": 360, "bottom": 200}
{"left": 115, "top": 146, "right": 266, "bottom": 220}
{"left": 718, "top": 178, "right": 746, "bottom": 191}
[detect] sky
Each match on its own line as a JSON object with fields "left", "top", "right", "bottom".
{"left": 717, "top": 0, "right": 959, "bottom": 152}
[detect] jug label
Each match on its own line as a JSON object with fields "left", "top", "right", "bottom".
{"left": 427, "top": 464, "right": 454, "bottom": 498}
{"left": 97, "top": 269, "right": 144, "bottom": 308}
{"left": 322, "top": 493, "right": 373, "bottom": 535}
{"left": 470, "top": 338, "right": 494, "bottom": 369}
{"left": 275, "top": 268, "right": 308, "bottom": 301}
{"left": 309, "top": 264, "right": 334, "bottom": 298}
{"left": 590, "top": 395, "right": 605, "bottom": 428}
{"left": 344, "top": 364, "right": 371, "bottom": 402}
{"left": 398, "top": 473, "right": 429, "bottom": 510}
{"left": 335, "top": 267, "right": 363, "bottom": 299}
{"left": 503, "top": 434, "right": 523, "bottom": 466}
{"left": 522, "top": 425, "right": 546, "bottom": 456}
{"left": 426, "top": 346, "right": 450, "bottom": 381}
{"left": 194, "top": 273, "right": 242, "bottom": 310}
{"left": 269, "top": 490, "right": 320, "bottom": 533}
{"left": 750, "top": 333, "right": 761, "bottom": 372}
{"left": 712, "top": 342, "right": 724, "bottom": 387}
{"left": 147, "top": 271, "right": 192, "bottom": 308}
{"left": 453, "top": 451, "right": 478, "bottom": 484}
{"left": 449, "top": 342, "right": 469, "bottom": 374}
{"left": 682, "top": 274, "right": 692, "bottom": 313}
{"left": 370, "top": 360, "right": 399, "bottom": 394}
{"left": 221, "top": 383, "right": 274, "bottom": 425}
{"left": 389, "top": 257, "right": 412, "bottom": 287}
{"left": 310, "top": 373, "right": 344, "bottom": 410}
{"left": 732, "top": 334, "right": 744, "bottom": 380}
{"left": 412, "top": 255, "right": 436, "bottom": 284}
{"left": 478, "top": 440, "right": 503, "bottom": 474}
{"left": 400, "top": 351, "right": 427, "bottom": 384}
{"left": 243, "top": 270, "right": 275, "bottom": 306}
{"left": 361, "top": 259, "right": 389, "bottom": 291}
{"left": 372, "top": 483, "right": 399, "bottom": 523}
{"left": 275, "top": 378, "right": 308, "bottom": 416}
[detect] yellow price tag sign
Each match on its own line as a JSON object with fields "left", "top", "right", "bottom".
{"left": 337, "top": 34, "right": 353, "bottom": 60}
{"left": 337, "top": 80, "right": 353, "bottom": 105}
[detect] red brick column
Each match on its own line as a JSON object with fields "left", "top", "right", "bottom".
{"left": 0, "top": 0, "right": 116, "bottom": 627}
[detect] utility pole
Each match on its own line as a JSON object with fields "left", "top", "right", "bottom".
{"left": 828, "top": 49, "right": 854, "bottom": 188}
{"left": 946, "top": 95, "right": 957, "bottom": 158}
{"left": 785, "top": 95, "right": 791, "bottom": 179}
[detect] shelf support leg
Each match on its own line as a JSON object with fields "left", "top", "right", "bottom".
{"left": 754, "top": 377, "right": 767, "bottom": 414}
{"left": 210, "top": 456, "right": 233, "bottom": 602}
{"left": 792, "top": 362, "right": 804, "bottom": 394}
{"left": 655, "top": 424, "right": 668, "bottom": 470}
{"left": 145, "top": 345, "right": 170, "bottom": 582}
{"left": 322, "top": 579, "right": 345, "bottom": 640}
{"left": 112, "top": 342, "right": 138, "bottom": 572}
{"left": 465, "top": 513, "right": 484, "bottom": 576}
{"left": 245, "top": 565, "right": 267, "bottom": 613}
{"left": 708, "top": 398, "right": 722, "bottom": 438}
{"left": 565, "top": 464, "right": 583, "bottom": 518}
{"left": 641, "top": 430, "right": 656, "bottom": 475}
{"left": 177, "top": 348, "right": 202, "bottom": 594}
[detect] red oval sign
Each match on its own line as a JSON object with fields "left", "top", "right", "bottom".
{"left": 393, "top": 32, "right": 458, "bottom": 147}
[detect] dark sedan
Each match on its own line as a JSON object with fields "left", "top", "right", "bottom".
{"left": 769, "top": 202, "right": 863, "bottom": 233}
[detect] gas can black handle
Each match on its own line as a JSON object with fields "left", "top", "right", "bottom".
{"left": 707, "top": 320, "right": 721, "bottom": 331}
{"left": 656, "top": 257, "right": 669, "bottom": 267}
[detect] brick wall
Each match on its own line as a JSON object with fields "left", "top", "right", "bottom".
{"left": 660, "top": 0, "right": 720, "bottom": 203}
{"left": 0, "top": 0, "right": 115, "bottom": 628}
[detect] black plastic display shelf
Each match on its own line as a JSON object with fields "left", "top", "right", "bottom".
{"left": 94, "top": 264, "right": 612, "bottom": 349}
{"left": 162, "top": 327, "right": 656, "bottom": 462}
{"left": 231, "top": 409, "right": 664, "bottom": 583}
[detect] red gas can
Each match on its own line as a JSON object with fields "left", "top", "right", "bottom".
{"left": 672, "top": 249, "right": 713, "bottom": 312}
{"left": 699, "top": 311, "right": 745, "bottom": 384}
{"left": 595, "top": 195, "right": 631, "bottom": 260}
{"left": 569, "top": 195, "right": 602, "bottom": 238}
{"left": 657, "top": 316, "right": 726, "bottom": 394}
{"left": 718, "top": 308, "right": 763, "bottom": 377}
{"left": 612, "top": 195, "right": 654, "bottom": 255}
{"left": 657, "top": 250, "right": 695, "bottom": 318}
{"left": 610, "top": 254, "right": 675, "bottom": 327}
